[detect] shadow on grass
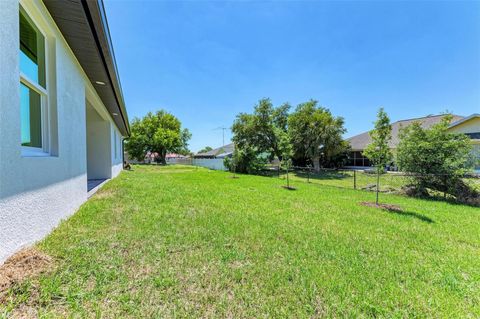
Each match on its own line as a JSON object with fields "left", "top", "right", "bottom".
{"left": 414, "top": 193, "right": 480, "bottom": 209}
{"left": 360, "top": 202, "right": 434, "bottom": 223}
{"left": 386, "top": 209, "right": 434, "bottom": 223}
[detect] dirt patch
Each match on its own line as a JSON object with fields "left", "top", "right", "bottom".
{"left": 281, "top": 185, "right": 297, "bottom": 191}
{"left": 360, "top": 201, "right": 403, "bottom": 212}
{"left": 0, "top": 247, "right": 53, "bottom": 301}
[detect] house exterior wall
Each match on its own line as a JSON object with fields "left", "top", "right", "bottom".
{"left": 86, "top": 105, "right": 112, "bottom": 179}
{"left": 0, "top": 0, "right": 125, "bottom": 263}
{"left": 448, "top": 117, "right": 480, "bottom": 135}
{"left": 448, "top": 117, "right": 480, "bottom": 171}
{"left": 111, "top": 125, "right": 124, "bottom": 178}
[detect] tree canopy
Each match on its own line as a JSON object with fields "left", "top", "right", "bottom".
{"left": 288, "top": 100, "right": 349, "bottom": 169}
{"left": 396, "top": 115, "right": 475, "bottom": 199}
{"left": 232, "top": 98, "right": 291, "bottom": 162}
{"left": 230, "top": 98, "right": 348, "bottom": 173}
{"left": 198, "top": 146, "right": 213, "bottom": 154}
{"left": 363, "top": 107, "right": 393, "bottom": 172}
{"left": 125, "top": 110, "right": 191, "bottom": 164}
{"left": 397, "top": 115, "right": 473, "bottom": 176}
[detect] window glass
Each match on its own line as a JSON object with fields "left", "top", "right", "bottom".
{"left": 20, "top": 10, "right": 45, "bottom": 88}
{"left": 20, "top": 83, "right": 42, "bottom": 147}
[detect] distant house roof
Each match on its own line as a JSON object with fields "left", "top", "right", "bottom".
{"left": 195, "top": 143, "right": 234, "bottom": 158}
{"left": 216, "top": 152, "right": 233, "bottom": 158}
{"left": 347, "top": 114, "right": 464, "bottom": 151}
{"left": 166, "top": 153, "right": 187, "bottom": 159}
{"left": 449, "top": 114, "right": 480, "bottom": 129}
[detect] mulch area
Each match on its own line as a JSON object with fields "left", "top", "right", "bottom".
{"left": 360, "top": 201, "right": 403, "bottom": 212}
{"left": 0, "top": 248, "right": 53, "bottom": 302}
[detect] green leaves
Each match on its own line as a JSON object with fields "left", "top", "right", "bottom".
{"left": 125, "top": 110, "right": 191, "bottom": 164}
{"left": 395, "top": 115, "right": 478, "bottom": 199}
{"left": 363, "top": 107, "right": 392, "bottom": 171}
{"left": 231, "top": 98, "right": 348, "bottom": 172}
{"left": 232, "top": 98, "right": 291, "bottom": 162}
{"left": 397, "top": 115, "right": 473, "bottom": 176}
{"left": 288, "top": 100, "right": 348, "bottom": 169}
{"left": 198, "top": 146, "right": 213, "bottom": 154}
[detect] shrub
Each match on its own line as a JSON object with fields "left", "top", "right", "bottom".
{"left": 396, "top": 115, "right": 478, "bottom": 202}
{"left": 224, "top": 146, "right": 268, "bottom": 174}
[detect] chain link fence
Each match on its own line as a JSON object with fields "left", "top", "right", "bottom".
{"left": 257, "top": 165, "right": 480, "bottom": 203}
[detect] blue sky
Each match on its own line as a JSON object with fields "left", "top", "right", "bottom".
{"left": 104, "top": 0, "right": 480, "bottom": 153}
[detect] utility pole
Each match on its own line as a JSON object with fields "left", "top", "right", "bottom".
{"left": 214, "top": 127, "right": 227, "bottom": 146}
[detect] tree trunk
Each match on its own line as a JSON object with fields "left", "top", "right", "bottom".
{"left": 157, "top": 149, "right": 167, "bottom": 165}
{"left": 313, "top": 156, "right": 321, "bottom": 172}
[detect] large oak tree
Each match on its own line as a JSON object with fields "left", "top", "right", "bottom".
{"left": 288, "top": 100, "right": 348, "bottom": 170}
{"left": 125, "top": 110, "right": 191, "bottom": 164}
{"left": 232, "top": 98, "right": 290, "bottom": 162}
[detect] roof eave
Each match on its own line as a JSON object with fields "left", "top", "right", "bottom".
{"left": 43, "top": 0, "right": 130, "bottom": 136}
{"left": 449, "top": 114, "right": 480, "bottom": 129}
{"left": 84, "top": 0, "right": 130, "bottom": 135}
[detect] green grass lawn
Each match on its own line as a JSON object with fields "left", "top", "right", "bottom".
{"left": 2, "top": 165, "right": 480, "bottom": 317}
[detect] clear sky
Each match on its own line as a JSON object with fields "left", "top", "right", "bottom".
{"left": 104, "top": 0, "right": 480, "bottom": 153}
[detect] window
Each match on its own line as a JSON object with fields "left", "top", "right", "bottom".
{"left": 20, "top": 8, "right": 47, "bottom": 153}
{"left": 346, "top": 151, "right": 372, "bottom": 167}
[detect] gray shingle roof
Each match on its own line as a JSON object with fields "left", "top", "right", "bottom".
{"left": 347, "top": 114, "right": 464, "bottom": 151}
{"left": 195, "top": 143, "right": 234, "bottom": 158}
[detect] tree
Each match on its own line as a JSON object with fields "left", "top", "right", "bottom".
{"left": 232, "top": 98, "right": 291, "bottom": 162}
{"left": 288, "top": 100, "right": 348, "bottom": 170}
{"left": 363, "top": 108, "right": 393, "bottom": 170}
{"left": 125, "top": 110, "right": 191, "bottom": 164}
{"left": 396, "top": 115, "right": 476, "bottom": 200}
{"left": 363, "top": 108, "right": 392, "bottom": 204}
{"left": 224, "top": 145, "right": 268, "bottom": 174}
{"left": 198, "top": 146, "right": 213, "bottom": 154}
{"left": 278, "top": 129, "right": 294, "bottom": 189}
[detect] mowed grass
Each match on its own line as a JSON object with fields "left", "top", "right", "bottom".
{"left": 2, "top": 165, "right": 480, "bottom": 317}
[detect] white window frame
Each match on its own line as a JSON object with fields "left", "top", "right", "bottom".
{"left": 19, "top": 6, "right": 50, "bottom": 157}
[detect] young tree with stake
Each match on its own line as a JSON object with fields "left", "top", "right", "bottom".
{"left": 278, "top": 129, "right": 294, "bottom": 189}
{"left": 363, "top": 108, "right": 392, "bottom": 205}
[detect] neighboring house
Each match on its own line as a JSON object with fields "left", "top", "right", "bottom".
{"left": 192, "top": 143, "right": 234, "bottom": 171}
{"left": 194, "top": 143, "right": 234, "bottom": 159}
{"left": 448, "top": 114, "right": 480, "bottom": 172}
{"left": 0, "top": 0, "right": 129, "bottom": 263}
{"left": 166, "top": 153, "right": 188, "bottom": 160}
{"left": 125, "top": 152, "right": 188, "bottom": 164}
{"left": 124, "top": 151, "right": 158, "bottom": 164}
{"left": 345, "top": 114, "right": 479, "bottom": 170}
{"left": 166, "top": 153, "right": 189, "bottom": 164}
{"left": 145, "top": 151, "right": 159, "bottom": 163}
